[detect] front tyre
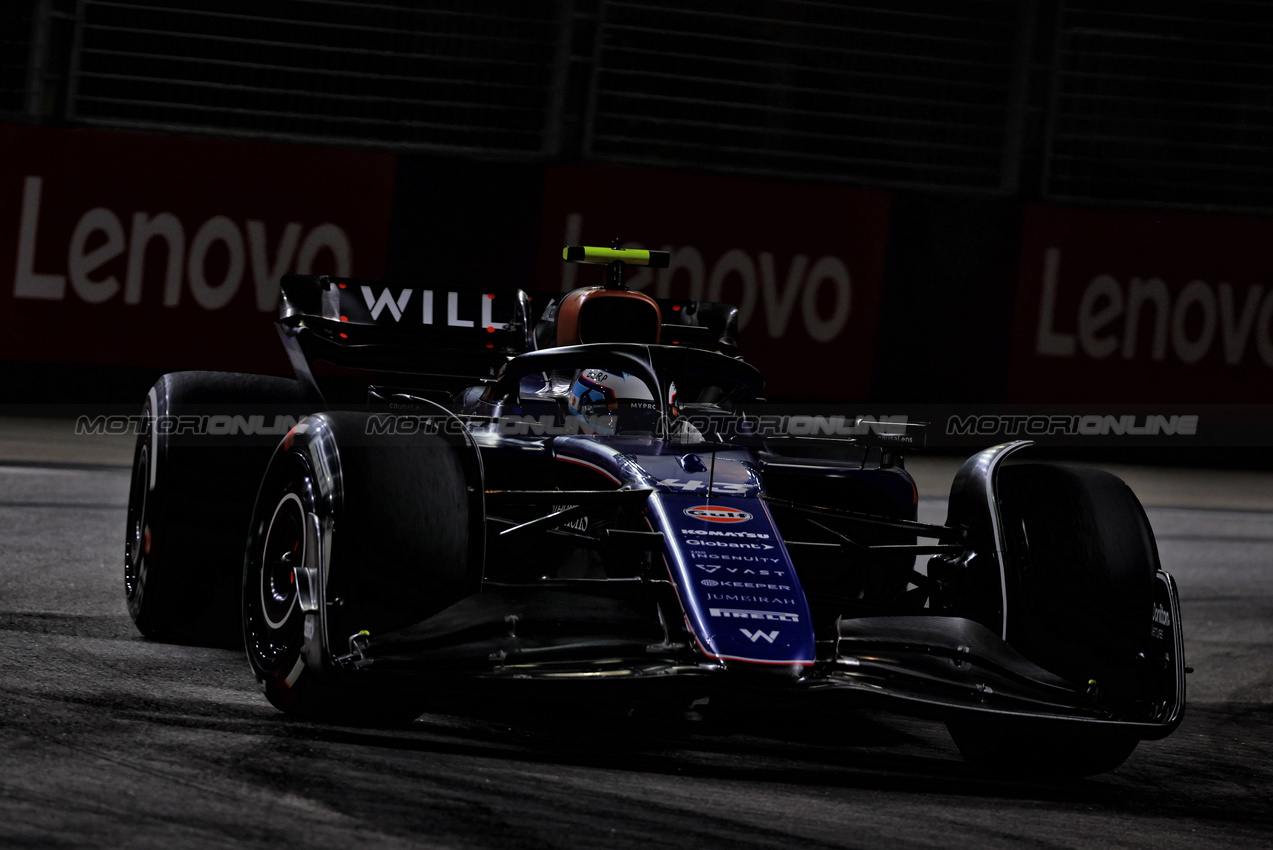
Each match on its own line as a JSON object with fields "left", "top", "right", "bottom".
{"left": 243, "top": 412, "right": 481, "bottom": 723}
{"left": 947, "top": 463, "right": 1159, "bottom": 776}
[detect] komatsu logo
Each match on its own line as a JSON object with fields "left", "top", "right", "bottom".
{"left": 684, "top": 505, "right": 752, "bottom": 523}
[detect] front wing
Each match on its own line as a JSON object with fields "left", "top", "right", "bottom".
{"left": 319, "top": 570, "right": 1185, "bottom": 740}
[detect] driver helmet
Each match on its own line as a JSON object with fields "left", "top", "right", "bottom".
{"left": 568, "top": 369, "right": 659, "bottom": 435}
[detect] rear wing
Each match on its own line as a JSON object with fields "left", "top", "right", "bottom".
{"left": 281, "top": 243, "right": 750, "bottom": 379}
{"left": 277, "top": 267, "right": 744, "bottom": 391}
{"left": 278, "top": 274, "right": 534, "bottom": 380}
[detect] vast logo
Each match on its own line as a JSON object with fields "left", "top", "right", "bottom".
{"left": 740, "top": 628, "right": 779, "bottom": 644}
{"left": 683, "top": 505, "right": 752, "bottom": 523}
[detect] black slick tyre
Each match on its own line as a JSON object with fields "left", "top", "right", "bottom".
{"left": 124, "top": 371, "right": 310, "bottom": 646}
{"left": 947, "top": 463, "right": 1159, "bottom": 777}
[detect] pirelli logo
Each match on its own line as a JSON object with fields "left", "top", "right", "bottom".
{"left": 708, "top": 608, "right": 800, "bottom": 623}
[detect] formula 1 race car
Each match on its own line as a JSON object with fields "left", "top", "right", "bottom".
{"left": 123, "top": 244, "right": 1185, "bottom": 776}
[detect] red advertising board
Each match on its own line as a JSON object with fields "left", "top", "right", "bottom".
{"left": 537, "top": 165, "right": 891, "bottom": 400}
{"left": 1008, "top": 204, "right": 1273, "bottom": 403}
{"left": 0, "top": 124, "right": 395, "bottom": 374}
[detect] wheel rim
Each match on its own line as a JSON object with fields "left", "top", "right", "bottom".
{"left": 260, "top": 493, "right": 304, "bottom": 631}
{"left": 246, "top": 464, "right": 313, "bottom": 674}
{"left": 124, "top": 443, "right": 149, "bottom": 601}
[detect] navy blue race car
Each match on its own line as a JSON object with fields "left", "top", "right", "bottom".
{"left": 124, "top": 244, "right": 1185, "bottom": 776}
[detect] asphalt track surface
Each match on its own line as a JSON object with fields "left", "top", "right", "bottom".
{"left": 1, "top": 419, "right": 1271, "bottom": 848}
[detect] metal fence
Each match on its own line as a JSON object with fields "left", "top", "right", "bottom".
{"left": 67, "top": 0, "right": 564, "bottom": 153}
{"left": 583, "top": 0, "right": 1024, "bottom": 191}
{"left": 1044, "top": 0, "right": 1273, "bottom": 212}
{"left": 8, "top": 0, "right": 1273, "bottom": 210}
{"left": 1, "top": 3, "right": 35, "bottom": 115}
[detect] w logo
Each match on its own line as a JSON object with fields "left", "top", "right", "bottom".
{"left": 361, "top": 286, "right": 413, "bottom": 321}
{"left": 740, "top": 628, "right": 779, "bottom": 644}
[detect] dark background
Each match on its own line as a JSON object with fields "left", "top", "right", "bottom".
{"left": 3, "top": 0, "right": 1271, "bottom": 406}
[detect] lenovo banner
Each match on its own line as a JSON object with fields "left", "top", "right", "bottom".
{"left": 537, "top": 165, "right": 891, "bottom": 400}
{"left": 0, "top": 124, "right": 395, "bottom": 373}
{"left": 1008, "top": 204, "right": 1273, "bottom": 403}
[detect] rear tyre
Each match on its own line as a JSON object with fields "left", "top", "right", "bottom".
{"left": 124, "top": 372, "right": 310, "bottom": 646}
{"left": 243, "top": 412, "right": 479, "bottom": 724}
{"left": 947, "top": 463, "right": 1158, "bottom": 776}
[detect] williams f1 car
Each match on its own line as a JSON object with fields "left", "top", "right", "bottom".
{"left": 124, "top": 244, "right": 1185, "bottom": 776}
